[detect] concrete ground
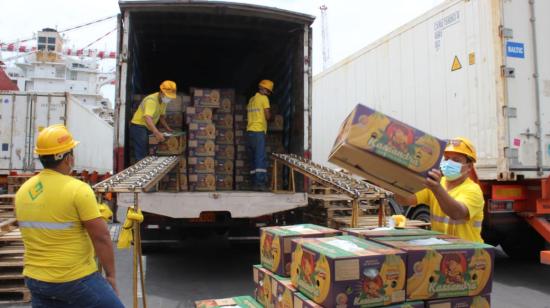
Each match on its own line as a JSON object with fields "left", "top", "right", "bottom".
{"left": 7, "top": 236, "right": 550, "bottom": 308}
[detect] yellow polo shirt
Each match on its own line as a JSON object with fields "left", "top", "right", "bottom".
{"left": 247, "top": 92, "right": 270, "bottom": 133}
{"left": 15, "top": 169, "right": 101, "bottom": 282}
{"left": 415, "top": 177, "right": 484, "bottom": 242}
{"left": 131, "top": 92, "right": 167, "bottom": 128}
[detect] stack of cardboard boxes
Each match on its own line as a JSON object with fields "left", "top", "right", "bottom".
{"left": 214, "top": 89, "right": 236, "bottom": 191}
{"left": 187, "top": 89, "right": 219, "bottom": 191}
{"left": 234, "top": 99, "right": 252, "bottom": 190}
{"left": 139, "top": 88, "right": 288, "bottom": 192}
{"left": 196, "top": 224, "right": 495, "bottom": 308}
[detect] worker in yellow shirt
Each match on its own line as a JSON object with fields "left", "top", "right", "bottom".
{"left": 247, "top": 79, "right": 273, "bottom": 191}
{"left": 130, "top": 80, "right": 176, "bottom": 161}
{"left": 15, "top": 124, "right": 123, "bottom": 307}
{"left": 397, "top": 137, "right": 485, "bottom": 242}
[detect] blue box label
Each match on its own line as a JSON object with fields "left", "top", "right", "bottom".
{"left": 506, "top": 41, "right": 525, "bottom": 58}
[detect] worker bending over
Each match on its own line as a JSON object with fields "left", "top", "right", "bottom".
{"left": 398, "top": 137, "right": 485, "bottom": 242}
{"left": 16, "top": 124, "right": 123, "bottom": 307}
{"left": 130, "top": 80, "right": 176, "bottom": 161}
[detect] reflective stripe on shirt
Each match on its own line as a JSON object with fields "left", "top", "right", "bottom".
{"left": 19, "top": 221, "right": 75, "bottom": 230}
{"left": 431, "top": 214, "right": 482, "bottom": 228}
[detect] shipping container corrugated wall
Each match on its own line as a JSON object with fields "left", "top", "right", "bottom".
{"left": 0, "top": 93, "right": 113, "bottom": 174}
{"left": 313, "top": 0, "right": 550, "bottom": 180}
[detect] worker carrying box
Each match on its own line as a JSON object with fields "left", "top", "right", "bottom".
{"left": 330, "top": 104, "right": 485, "bottom": 243}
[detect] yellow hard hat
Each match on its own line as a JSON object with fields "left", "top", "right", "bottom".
{"left": 259, "top": 79, "right": 274, "bottom": 92}
{"left": 160, "top": 80, "right": 177, "bottom": 99}
{"left": 34, "top": 124, "right": 80, "bottom": 156}
{"left": 445, "top": 137, "right": 477, "bottom": 162}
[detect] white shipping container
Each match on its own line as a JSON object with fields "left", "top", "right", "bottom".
{"left": 313, "top": 0, "right": 550, "bottom": 181}
{"left": 0, "top": 92, "right": 113, "bottom": 174}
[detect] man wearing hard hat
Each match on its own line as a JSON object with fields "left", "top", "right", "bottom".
{"left": 130, "top": 80, "right": 176, "bottom": 161}
{"left": 398, "top": 137, "right": 485, "bottom": 242}
{"left": 246, "top": 79, "right": 274, "bottom": 191}
{"left": 15, "top": 125, "right": 123, "bottom": 307}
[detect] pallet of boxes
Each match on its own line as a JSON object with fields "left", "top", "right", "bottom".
{"left": 195, "top": 104, "right": 495, "bottom": 308}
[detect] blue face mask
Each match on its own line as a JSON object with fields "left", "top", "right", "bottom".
{"left": 440, "top": 159, "right": 463, "bottom": 181}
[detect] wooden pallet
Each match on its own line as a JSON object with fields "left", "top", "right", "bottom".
{"left": 0, "top": 228, "right": 29, "bottom": 304}
{"left": 305, "top": 189, "right": 384, "bottom": 228}
{"left": 0, "top": 195, "right": 15, "bottom": 205}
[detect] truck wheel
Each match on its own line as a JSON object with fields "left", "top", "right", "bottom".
{"left": 500, "top": 226, "right": 546, "bottom": 260}
{"left": 408, "top": 205, "right": 430, "bottom": 223}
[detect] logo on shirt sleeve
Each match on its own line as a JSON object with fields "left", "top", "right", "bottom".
{"left": 28, "top": 181, "right": 44, "bottom": 201}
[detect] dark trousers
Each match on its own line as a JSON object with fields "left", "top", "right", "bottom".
{"left": 25, "top": 272, "right": 124, "bottom": 308}
{"left": 247, "top": 131, "right": 267, "bottom": 187}
{"left": 130, "top": 123, "right": 149, "bottom": 161}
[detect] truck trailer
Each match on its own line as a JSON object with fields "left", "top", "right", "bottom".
{"left": 313, "top": 0, "right": 549, "bottom": 259}
{"left": 0, "top": 92, "right": 113, "bottom": 175}
{"left": 113, "top": 1, "right": 314, "bottom": 240}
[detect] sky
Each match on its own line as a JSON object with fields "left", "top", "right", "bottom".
{"left": 0, "top": 0, "right": 444, "bottom": 102}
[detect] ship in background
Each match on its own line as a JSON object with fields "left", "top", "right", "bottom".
{"left": 0, "top": 28, "right": 115, "bottom": 125}
{"left": 0, "top": 26, "right": 116, "bottom": 179}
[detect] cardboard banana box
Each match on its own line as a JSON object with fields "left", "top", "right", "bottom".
{"left": 216, "top": 175, "right": 233, "bottom": 191}
{"left": 165, "top": 94, "right": 189, "bottom": 113}
{"left": 216, "top": 128, "right": 234, "bottom": 145}
{"left": 189, "top": 123, "right": 216, "bottom": 140}
{"left": 253, "top": 265, "right": 297, "bottom": 308}
{"left": 290, "top": 235, "right": 407, "bottom": 308}
{"left": 345, "top": 227, "right": 442, "bottom": 239}
{"left": 158, "top": 171, "right": 187, "bottom": 192}
{"left": 215, "top": 144, "right": 235, "bottom": 160}
{"left": 329, "top": 104, "right": 446, "bottom": 197}
{"left": 373, "top": 235, "right": 495, "bottom": 301}
{"left": 269, "top": 114, "right": 284, "bottom": 131}
{"left": 260, "top": 224, "right": 341, "bottom": 277}
{"left": 192, "top": 88, "right": 222, "bottom": 108}
{"left": 165, "top": 111, "right": 184, "bottom": 129}
{"left": 189, "top": 173, "right": 216, "bottom": 191}
{"left": 292, "top": 292, "right": 323, "bottom": 308}
{"left": 425, "top": 294, "right": 490, "bottom": 308}
{"left": 215, "top": 159, "right": 234, "bottom": 175}
{"left": 213, "top": 113, "right": 233, "bottom": 128}
{"left": 218, "top": 89, "right": 235, "bottom": 113}
{"left": 385, "top": 301, "right": 426, "bottom": 308}
{"left": 186, "top": 107, "right": 213, "bottom": 124}
{"left": 149, "top": 131, "right": 186, "bottom": 155}
{"left": 188, "top": 139, "right": 216, "bottom": 157}
{"left": 195, "top": 296, "right": 262, "bottom": 308}
{"left": 188, "top": 157, "right": 216, "bottom": 174}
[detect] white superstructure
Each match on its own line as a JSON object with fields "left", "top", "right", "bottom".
{"left": 2, "top": 28, "right": 114, "bottom": 125}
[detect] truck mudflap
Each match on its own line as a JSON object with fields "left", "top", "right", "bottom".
{"left": 117, "top": 191, "right": 307, "bottom": 218}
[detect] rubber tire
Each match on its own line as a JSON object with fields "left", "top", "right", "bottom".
{"left": 500, "top": 226, "right": 547, "bottom": 260}
{"left": 409, "top": 205, "right": 431, "bottom": 223}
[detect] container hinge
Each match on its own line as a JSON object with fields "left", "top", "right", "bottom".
{"left": 503, "top": 106, "right": 517, "bottom": 118}
{"left": 504, "top": 147, "right": 519, "bottom": 159}
{"left": 502, "top": 66, "right": 515, "bottom": 78}
{"left": 500, "top": 26, "right": 513, "bottom": 39}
